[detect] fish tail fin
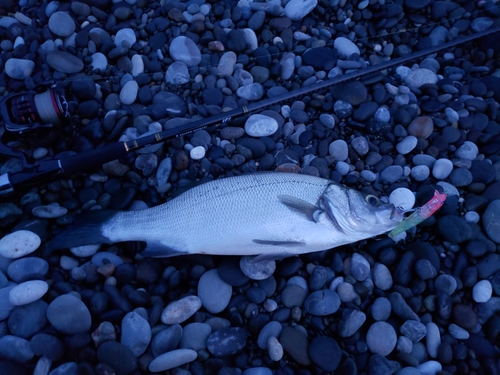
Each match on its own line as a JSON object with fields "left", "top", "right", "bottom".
{"left": 47, "top": 209, "right": 119, "bottom": 250}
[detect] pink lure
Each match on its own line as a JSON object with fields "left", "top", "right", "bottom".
{"left": 388, "top": 189, "right": 447, "bottom": 238}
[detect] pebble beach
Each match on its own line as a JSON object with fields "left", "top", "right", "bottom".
{"left": 1, "top": 0, "right": 500, "bottom": 374}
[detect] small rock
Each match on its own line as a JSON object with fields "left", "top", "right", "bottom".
{"left": 149, "top": 349, "right": 197, "bottom": 372}
{"left": 0, "top": 230, "right": 41, "bottom": 259}
{"left": 119, "top": 80, "right": 138, "bottom": 105}
{"left": 121, "top": 311, "right": 151, "bottom": 357}
{"left": 284, "top": 0, "right": 317, "bottom": 21}
{"left": 417, "top": 361, "right": 442, "bottom": 375}
{"left": 166, "top": 61, "right": 190, "bottom": 85}
{"left": 48, "top": 11, "right": 75, "bottom": 37}
{"left": 9, "top": 280, "right": 48, "bottom": 306}
{"left": 0, "top": 335, "right": 34, "bottom": 363}
{"left": 455, "top": 141, "right": 478, "bottom": 160}
{"left": 169, "top": 36, "right": 201, "bottom": 67}
{"left": 308, "top": 335, "right": 342, "bottom": 371}
{"left": 334, "top": 37, "right": 360, "bottom": 58}
{"left": 350, "top": 253, "right": 370, "bottom": 281}
{"left": 114, "top": 28, "right": 136, "bottom": 47}
{"left": 267, "top": 336, "right": 283, "bottom": 361}
{"left": 400, "top": 320, "right": 427, "bottom": 342}
{"left": 329, "top": 140, "right": 348, "bottom": 161}
{"left": 280, "top": 326, "right": 310, "bottom": 365}
{"left": 240, "top": 256, "right": 276, "bottom": 280}
{"left": 372, "top": 263, "right": 393, "bottom": 290}
{"left": 432, "top": 158, "right": 453, "bottom": 179}
{"left": 161, "top": 295, "right": 202, "bottom": 324}
{"left": 472, "top": 280, "right": 492, "bottom": 303}
{"left": 5, "top": 58, "right": 35, "bottom": 79}
{"left": 366, "top": 321, "right": 397, "bottom": 356}
{"left": 303, "top": 289, "right": 340, "bottom": 315}
{"left": 483, "top": 200, "right": 500, "bottom": 243}
{"left": 46, "top": 51, "right": 84, "bottom": 74}
{"left": 404, "top": 68, "right": 438, "bottom": 90}
{"left": 389, "top": 188, "right": 415, "bottom": 211}
{"left": 198, "top": 269, "right": 232, "bottom": 313}
{"left": 46, "top": 294, "right": 92, "bottom": 334}
{"left": 407, "top": 116, "right": 433, "bottom": 139}
{"left": 396, "top": 136, "right": 418, "bottom": 155}
{"left": 245, "top": 114, "right": 279, "bottom": 137}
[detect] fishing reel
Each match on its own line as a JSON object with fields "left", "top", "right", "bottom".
{"left": 1, "top": 85, "right": 70, "bottom": 133}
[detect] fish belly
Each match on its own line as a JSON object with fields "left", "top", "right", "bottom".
{"left": 106, "top": 173, "right": 345, "bottom": 256}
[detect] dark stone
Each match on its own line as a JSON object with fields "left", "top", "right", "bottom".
{"left": 309, "top": 335, "right": 341, "bottom": 371}
{"left": 331, "top": 80, "right": 367, "bottom": 106}
{"left": 97, "top": 341, "right": 137, "bottom": 375}
{"left": 280, "top": 326, "right": 310, "bottom": 366}
{"left": 8, "top": 300, "right": 48, "bottom": 338}
{"left": 29, "top": 333, "right": 65, "bottom": 361}
{"left": 206, "top": 327, "right": 248, "bottom": 357}
{"left": 437, "top": 216, "right": 473, "bottom": 243}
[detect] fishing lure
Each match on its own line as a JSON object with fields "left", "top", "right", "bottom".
{"left": 389, "top": 189, "right": 447, "bottom": 238}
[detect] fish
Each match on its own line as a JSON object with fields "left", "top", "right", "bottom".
{"left": 48, "top": 172, "right": 405, "bottom": 260}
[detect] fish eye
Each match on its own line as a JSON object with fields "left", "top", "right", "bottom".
{"left": 365, "top": 194, "right": 380, "bottom": 207}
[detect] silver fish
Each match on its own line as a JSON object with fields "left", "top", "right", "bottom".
{"left": 48, "top": 172, "right": 404, "bottom": 260}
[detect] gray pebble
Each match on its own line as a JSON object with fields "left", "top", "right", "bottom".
{"left": 166, "top": 61, "right": 190, "bottom": 85}
{"left": 0, "top": 335, "right": 34, "bottom": 363}
{"left": 350, "top": 253, "right": 370, "bottom": 281}
{"left": 245, "top": 114, "right": 278, "bottom": 137}
{"left": 329, "top": 140, "right": 348, "bottom": 161}
{"left": 425, "top": 322, "right": 440, "bottom": 358}
{"left": 161, "top": 296, "right": 201, "bottom": 324}
{"left": 396, "top": 136, "right": 417, "bottom": 155}
{"left": 372, "top": 263, "right": 392, "bottom": 290}
{"left": 397, "top": 336, "right": 413, "bottom": 354}
{"left": 197, "top": 269, "right": 232, "bottom": 313}
{"left": 240, "top": 256, "right": 275, "bottom": 280}
{"left": 237, "top": 83, "right": 265, "bottom": 101}
{"left": 434, "top": 274, "right": 457, "bottom": 295}
{"left": 371, "top": 297, "right": 391, "bottom": 321}
{"left": 121, "top": 311, "right": 151, "bottom": 356}
{"left": 151, "top": 324, "right": 183, "bottom": 357}
{"left": 333, "top": 36, "right": 360, "bottom": 58}
{"left": 483, "top": 200, "right": 500, "bottom": 243}
{"left": 432, "top": 158, "right": 453, "bottom": 179}
{"left": 4, "top": 58, "right": 34, "bottom": 79}
{"left": 366, "top": 321, "right": 397, "bottom": 356}
{"left": 338, "top": 308, "right": 366, "bottom": 337}
{"left": 149, "top": 349, "right": 197, "bottom": 372}
{"left": 48, "top": 11, "right": 75, "bottom": 37}
{"left": 47, "top": 294, "right": 92, "bottom": 334}
{"left": 404, "top": 68, "right": 438, "bottom": 90}
{"left": 114, "top": 28, "right": 136, "bottom": 47}
{"left": 169, "top": 36, "right": 201, "bottom": 67}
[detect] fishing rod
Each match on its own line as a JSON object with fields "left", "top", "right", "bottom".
{"left": 0, "top": 26, "right": 499, "bottom": 196}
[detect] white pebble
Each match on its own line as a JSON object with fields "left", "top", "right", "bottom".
{"left": 244, "top": 114, "right": 278, "bottom": 137}
{"left": 432, "top": 158, "right": 453, "bottom": 179}
{"left": 436, "top": 181, "right": 460, "bottom": 197}
{"left": 455, "top": 141, "right": 478, "bottom": 160}
{"left": 389, "top": 188, "right": 415, "bottom": 211}
{"left": 119, "top": 80, "right": 138, "bottom": 105}
{"left": 60, "top": 255, "right": 79, "bottom": 270}
{"left": 131, "top": 54, "right": 144, "bottom": 76}
{"left": 464, "top": 211, "right": 480, "bottom": 223}
{"left": 426, "top": 322, "right": 440, "bottom": 358}
{"left": 396, "top": 135, "right": 417, "bottom": 155}
{"left": 472, "top": 280, "right": 492, "bottom": 303}
{"left": 9, "top": 280, "right": 48, "bottom": 306}
{"left": 190, "top": 146, "right": 206, "bottom": 160}
{"left": 0, "top": 230, "right": 41, "bottom": 259}
{"left": 149, "top": 349, "right": 197, "bottom": 372}
{"left": 32, "top": 148, "right": 48, "bottom": 159}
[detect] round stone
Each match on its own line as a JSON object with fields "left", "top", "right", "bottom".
{"left": 0, "top": 230, "right": 41, "bottom": 259}
{"left": 367, "top": 322, "right": 397, "bottom": 356}
{"left": 372, "top": 263, "right": 393, "bottom": 291}
{"left": 161, "top": 295, "right": 202, "bottom": 324}
{"left": 90, "top": 53, "right": 108, "bottom": 71}
{"left": 190, "top": 146, "right": 206, "bottom": 160}
{"left": 472, "top": 280, "right": 492, "bottom": 303}
{"left": 48, "top": 12, "right": 75, "bottom": 37}
{"left": 119, "top": 80, "right": 138, "bottom": 105}
{"left": 350, "top": 253, "right": 370, "bottom": 281}
{"left": 432, "top": 158, "right": 453, "bottom": 179}
{"left": 9, "top": 280, "right": 48, "bottom": 306}
{"left": 240, "top": 256, "right": 276, "bottom": 280}
{"left": 411, "top": 165, "right": 430, "bottom": 181}
{"left": 5, "top": 58, "right": 35, "bottom": 79}
{"left": 308, "top": 335, "right": 342, "bottom": 371}
{"left": 121, "top": 311, "right": 151, "bottom": 357}
{"left": 455, "top": 141, "right": 478, "bottom": 160}
{"left": 396, "top": 136, "right": 418, "bottom": 155}
{"left": 46, "top": 294, "right": 92, "bottom": 334}
{"left": 114, "top": 28, "right": 136, "bottom": 47}
{"left": 389, "top": 188, "right": 415, "bottom": 211}
{"left": 284, "top": 0, "right": 318, "bottom": 21}
{"left": 303, "top": 289, "right": 340, "bottom": 315}
{"left": 404, "top": 68, "right": 438, "bottom": 90}
{"left": 329, "top": 140, "right": 348, "bottom": 161}
{"left": 166, "top": 61, "right": 190, "bottom": 85}
{"left": 245, "top": 114, "right": 279, "bottom": 137}
{"left": 198, "top": 269, "right": 232, "bottom": 314}
{"left": 334, "top": 37, "right": 360, "bottom": 59}
{"left": 46, "top": 51, "right": 84, "bottom": 74}
{"left": 169, "top": 36, "right": 201, "bottom": 67}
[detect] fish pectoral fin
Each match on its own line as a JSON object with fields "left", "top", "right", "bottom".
{"left": 141, "top": 241, "right": 188, "bottom": 258}
{"left": 253, "top": 239, "right": 306, "bottom": 247}
{"left": 250, "top": 252, "right": 294, "bottom": 263}
{"left": 278, "top": 195, "right": 323, "bottom": 223}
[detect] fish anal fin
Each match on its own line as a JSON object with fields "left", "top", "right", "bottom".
{"left": 253, "top": 239, "right": 305, "bottom": 247}
{"left": 278, "top": 195, "right": 323, "bottom": 223}
{"left": 141, "top": 241, "right": 188, "bottom": 258}
{"left": 250, "top": 252, "right": 293, "bottom": 263}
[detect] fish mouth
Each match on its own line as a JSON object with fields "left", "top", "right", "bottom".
{"left": 390, "top": 205, "right": 407, "bottom": 222}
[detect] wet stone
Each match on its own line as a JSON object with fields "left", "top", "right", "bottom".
{"left": 483, "top": 200, "right": 500, "bottom": 243}
{"left": 151, "top": 324, "right": 183, "bottom": 357}
{"left": 8, "top": 300, "right": 48, "bottom": 338}
{"left": 161, "top": 295, "right": 202, "bottom": 324}
{"left": 149, "top": 349, "right": 197, "bottom": 372}
{"left": 7, "top": 257, "right": 48, "bottom": 283}
{"left": 198, "top": 269, "right": 232, "bottom": 313}
{"left": 97, "top": 341, "right": 137, "bottom": 375}
{"left": 258, "top": 321, "right": 282, "bottom": 350}
{"left": 0, "top": 230, "right": 41, "bottom": 259}
{"left": 0, "top": 335, "right": 34, "bottom": 363}
{"left": 372, "top": 297, "right": 391, "bottom": 321}
{"left": 400, "top": 320, "right": 427, "bottom": 342}
{"left": 121, "top": 311, "right": 151, "bottom": 357}
{"left": 338, "top": 308, "right": 366, "bottom": 337}
{"left": 351, "top": 253, "right": 370, "bottom": 281}
{"left": 30, "top": 333, "right": 64, "bottom": 361}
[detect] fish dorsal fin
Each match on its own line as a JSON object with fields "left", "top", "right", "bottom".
{"left": 141, "top": 241, "right": 188, "bottom": 258}
{"left": 278, "top": 195, "right": 323, "bottom": 223}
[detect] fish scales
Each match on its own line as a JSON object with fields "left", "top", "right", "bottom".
{"left": 49, "top": 172, "right": 404, "bottom": 259}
